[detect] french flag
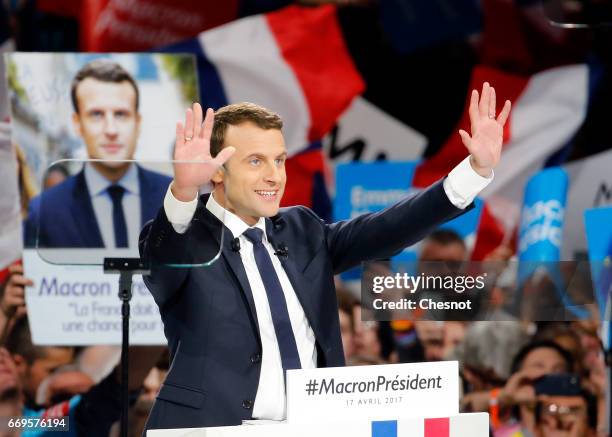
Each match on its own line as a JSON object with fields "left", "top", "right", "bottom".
{"left": 413, "top": 64, "right": 589, "bottom": 259}
{"left": 372, "top": 416, "right": 486, "bottom": 437}
{"left": 163, "top": 5, "right": 365, "bottom": 219}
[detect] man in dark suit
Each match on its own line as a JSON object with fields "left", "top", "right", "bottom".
{"left": 24, "top": 60, "right": 171, "bottom": 249}
{"left": 140, "top": 84, "right": 511, "bottom": 431}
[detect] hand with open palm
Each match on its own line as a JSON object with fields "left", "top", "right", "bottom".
{"left": 458, "top": 82, "right": 512, "bottom": 177}
{"left": 171, "top": 103, "right": 235, "bottom": 201}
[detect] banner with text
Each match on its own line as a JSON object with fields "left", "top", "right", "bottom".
{"left": 286, "top": 361, "right": 459, "bottom": 425}
{"left": 23, "top": 250, "right": 165, "bottom": 345}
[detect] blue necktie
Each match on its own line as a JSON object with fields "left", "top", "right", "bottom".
{"left": 107, "top": 185, "right": 128, "bottom": 248}
{"left": 243, "top": 228, "right": 301, "bottom": 371}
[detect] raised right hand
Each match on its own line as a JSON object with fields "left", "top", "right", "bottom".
{"left": 172, "top": 103, "right": 235, "bottom": 201}
{"left": 0, "top": 264, "right": 31, "bottom": 318}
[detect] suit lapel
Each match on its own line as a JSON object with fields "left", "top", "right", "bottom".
{"left": 72, "top": 170, "right": 104, "bottom": 247}
{"left": 198, "top": 200, "right": 261, "bottom": 336}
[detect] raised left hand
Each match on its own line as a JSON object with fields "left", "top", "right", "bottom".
{"left": 459, "top": 82, "right": 511, "bottom": 177}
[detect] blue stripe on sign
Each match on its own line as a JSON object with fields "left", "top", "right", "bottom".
{"left": 372, "top": 420, "right": 398, "bottom": 437}
{"left": 158, "top": 38, "right": 228, "bottom": 111}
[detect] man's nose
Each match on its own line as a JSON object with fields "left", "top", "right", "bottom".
{"left": 104, "top": 113, "right": 118, "bottom": 137}
{"left": 264, "top": 163, "right": 281, "bottom": 184}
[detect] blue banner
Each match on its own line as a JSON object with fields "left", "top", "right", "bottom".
{"left": 515, "top": 167, "right": 588, "bottom": 318}
{"left": 518, "top": 167, "right": 569, "bottom": 262}
{"left": 584, "top": 207, "right": 612, "bottom": 316}
{"left": 334, "top": 162, "right": 418, "bottom": 280}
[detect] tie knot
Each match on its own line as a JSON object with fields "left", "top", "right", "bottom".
{"left": 107, "top": 185, "right": 125, "bottom": 203}
{"left": 243, "top": 227, "right": 264, "bottom": 245}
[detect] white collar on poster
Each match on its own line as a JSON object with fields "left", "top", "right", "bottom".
{"left": 84, "top": 161, "right": 140, "bottom": 197}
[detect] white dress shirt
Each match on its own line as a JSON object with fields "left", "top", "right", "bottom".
{"left": 161, "top": 154, "right": 492, "bottom": 420}
{"left": 84, "top": 162, "right": 141, "bottom": 249}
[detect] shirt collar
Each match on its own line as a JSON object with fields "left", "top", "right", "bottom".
{"left": 205, "top": 192, "right": 267, "bottom": 241}
{"left": 84, "top": 162, "right": 140, "bottom": 197}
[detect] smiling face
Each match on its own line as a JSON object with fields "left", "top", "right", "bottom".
{"left": 72, "top": 78, "right": 141, "bottom": 179}
{"left": 211, "top": 122, "right": 287, "bottom": 225}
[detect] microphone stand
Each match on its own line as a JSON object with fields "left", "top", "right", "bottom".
{"left": 104, "top": 257, "right": 150, "bottom": 437}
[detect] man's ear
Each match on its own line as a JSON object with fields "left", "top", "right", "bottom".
{"left": 211, "top": 166, "right": 224, "bottom": 185}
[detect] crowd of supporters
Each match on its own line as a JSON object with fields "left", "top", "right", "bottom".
{"left": 1, "top": 229, "right": 608, "bottom": 436}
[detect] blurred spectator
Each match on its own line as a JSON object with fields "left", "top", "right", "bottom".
{"left": 463, "top": 340, "right": 575, "bottom": 436}
{"left": 454, "top": 321, "right": 529, "bottom": 393}
{"left": 5, "top": 317, "right": 74, "bottom": 408}
{"left": 354, "top": 317, "right": 383, "bottom": 362}
{"left": 443, "top": 321, "right": 467, "bottom": 357}
{"left": 346, "top": 354, "right": 386, "bottom": 366}
{"left": 420, "top": 229, "right": 468, "bottom": 263}
{"left": 0, "top": 316, "right": 166, "bottom": 436}
{"left": 0, "top": 263, "right": 30, "bottom": 343}
{"left": 534, "top": 387, "right": 598, "bottom": 437}
{"left": 414, "top": 321, "right": 445, "bottom": 362}
{"left": 0, "top": 347, "right": 21, "bottom": 437}
{"left": 536, "top": 323, "right": 585, "bottom": 375}
{"left": 336, "top": 287, "right": 357, "bottom": 361}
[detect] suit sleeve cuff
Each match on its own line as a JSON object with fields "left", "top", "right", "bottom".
{"left": 163, "top": 183, "right": 198, "bottom": 234}
{"left": 443, "top": 155, "right": 493, "bottom": 209}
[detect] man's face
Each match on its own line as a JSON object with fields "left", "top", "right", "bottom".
{"left": 14, "top": 347, "right": 74, "bottom": 402}
{"left": 537, "top": 396, "right": 589, "bottom": 437}
{"left": 212, "top": 122, "right": 287, "bottom": 225}
{"left": 521, "top": 347, "right": 570, "bottom": 374}
{"left": 415, "top": 321, "right": 445, "bottom": 361}
{"left": 72, "top": 78, "right": 141, "bottom": 166}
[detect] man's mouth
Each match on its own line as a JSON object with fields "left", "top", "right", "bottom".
{"left": 102, "top": 143, "right": 123, "bottom": 154}
{"left": 255, "top": 190, "right": 279, "bottom": 201}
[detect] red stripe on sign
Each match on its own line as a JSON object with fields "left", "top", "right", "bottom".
{"left": 424, "top": 417, "right": 450, "bottom": 437}
{"left": 266, "top": 5, "right": 365, "bottom": 142}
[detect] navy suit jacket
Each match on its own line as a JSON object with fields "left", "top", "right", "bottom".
{"left": 139, "top": 178, "right": 472, "bottom": 431}
{"left": 24, "top": 165, "right": 171, "bottom": 248}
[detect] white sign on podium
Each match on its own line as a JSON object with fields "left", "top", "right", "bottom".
{"left": 286, "top": 361, "right": 459, "bottom": 424}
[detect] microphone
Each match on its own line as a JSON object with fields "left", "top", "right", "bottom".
{"left": 274, "top": 243, "right": 289, "bottom": 258}
{"left": 231, "top": 238, "right": 241, "bottom": 252}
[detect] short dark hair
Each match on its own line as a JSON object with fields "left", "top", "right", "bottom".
{"left": 210, "top": 102, "right": 283, "bottom": 157}
{"left": 71, "top": 60, "right": 139, "bottom": 113}
{"left": 510, "top": 340, "right": 574, "bottom": 375}
{"left": 5, "top": 317, "right": 42, "bottom": 364}
{"left": 425, "top": 229, "right": 466, "bottom": 248}
{"left": 5, "top": 317, "right": 73, "bottom": 365}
